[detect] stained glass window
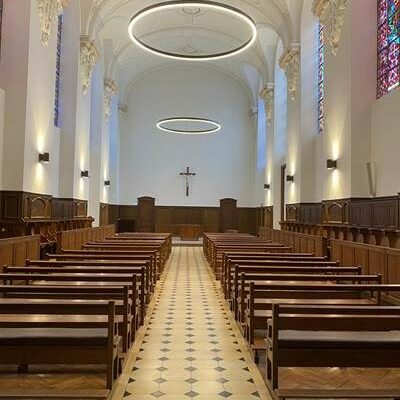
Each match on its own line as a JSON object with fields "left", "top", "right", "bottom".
{"left": 377, "top": 0, "right": 400, "bottom": 98}
{"left": 0, "top": 0, "right": 4, "bottom": 58}
{"left": 54, "top": 14, "right": 63, "bottom": 128}
{"left": 318, "top": 23, "right": 324, "bottom": 134}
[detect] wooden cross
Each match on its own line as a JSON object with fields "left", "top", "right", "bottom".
{"left": 180, "top": 167, "right": 196, "bottom": 197}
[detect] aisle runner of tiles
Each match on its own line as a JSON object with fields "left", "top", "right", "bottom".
{"left": 122, "top": 246, "right": 269, "bottom": 399}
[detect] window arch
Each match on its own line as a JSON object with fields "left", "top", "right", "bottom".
{"left": 377, "top": 0, "right": 400, "bottom": 98}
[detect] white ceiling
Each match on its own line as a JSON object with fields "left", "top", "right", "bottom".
{"left": 81, "top": 0, "right": 303, "bottom": 105}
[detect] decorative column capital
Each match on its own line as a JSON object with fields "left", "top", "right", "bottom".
{"left": 104, "top": 78, "right": 118, "bottom": 121}
{"left": 80, "top": 36, "right": 99, "bottom": 94}
{"left": 279, "top": 46, "right": 300, "bottom": 101}
{"left": 260, "top": 84, "right": 274, "bottom": 126}
{"left": 312, "top": 0, "right": 348, "bottom": 56}
{"left": 35, "top": 0, "right": 70, "bottom": 46}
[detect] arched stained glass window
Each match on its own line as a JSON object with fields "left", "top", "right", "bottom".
{"left": 0, "top": 0, "right": 4, "bottom": 58}
{"left": 378, "top": 0, "right": 400, "bottom": 98}
{"left": 54, "top": 14, "right": 63, "bottom": 128}
{"left": 318, "top": 23, "right": 324, "bottom": 134}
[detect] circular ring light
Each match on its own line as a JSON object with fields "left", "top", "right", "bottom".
{"left": 128, "top": 1, "right": 257, "bottom": 61}
{"left": 157, "top": 117, "right": 221, "bottom": 134}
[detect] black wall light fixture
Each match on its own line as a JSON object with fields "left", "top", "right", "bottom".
{"left": 264, "top": 183, "right": 270, "bottom": 189}
{"left": 81, "top": 170, "right": 89, "bottom": 178}
{"left": 104, "top": 180, "right": 111, "bottom": 186}
{"left": 326, "top": 159, "right": 337, "bottom": 169}
{"left": 286, "top": 175, "right": 294, "bottom": 182}
{"left": 38, "top": 152, "right": 50, "bottom": 163}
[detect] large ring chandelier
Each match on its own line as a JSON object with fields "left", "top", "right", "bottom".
{"left": 156, "top": 117, "right": 222, "bottom": 134}
{"left": 128, "top": 1, "right": 257, "bottom": 61}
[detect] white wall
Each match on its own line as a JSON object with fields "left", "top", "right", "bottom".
{"left": 371, "top": 88, "right": 400, "bottom": 196}
{"left": 0, "top": 0, "right": 30, "bottom": 190}
{"left": 24, "top": 0, "right": 60, "bottom": 195}
{"left": 119, "top": 65, "right": 256, "bottom": 207}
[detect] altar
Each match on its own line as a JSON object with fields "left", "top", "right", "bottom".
{"left": 178, "top": 224, "right": 202, "bottom": 240}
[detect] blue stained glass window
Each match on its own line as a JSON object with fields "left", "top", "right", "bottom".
{"left": 318, "top": 23, "right": 324, "bottom": 134}
{"left": 377, "top": 0, "right": 400, "bottom": 98}
{"left": 54, "top": 14, "right": 63, "bottom": 128}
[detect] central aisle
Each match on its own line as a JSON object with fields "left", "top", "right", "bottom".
{"left": 117, "top": 246, "right": 270, "bottom": 399}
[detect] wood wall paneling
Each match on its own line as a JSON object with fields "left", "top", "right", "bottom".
{"left": 0, "top": 235, "right": 41, "bottom": 271}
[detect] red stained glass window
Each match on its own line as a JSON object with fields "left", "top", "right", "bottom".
{"left": 378, "top": 0, "right": 400, "bottom": 98}
{"left": 54, "top": 14, "right": 63, "bottom": 128}
{"left": 318, "top": 23, "right": 324, "bottom": 134}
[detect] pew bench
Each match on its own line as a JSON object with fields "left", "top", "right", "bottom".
{"left": 27, "top": 258, "right": 156, "bottom": 290}
{"left": 221, "top": 252, "right": 326, "bottom": 293}
{"left": 225, "top": 260, "right": 342, "bottom": 302}
{"left": 266, "top": 304, "right": 400, "bottom": 399}
{"left": 232, "top": 266, "right": 363, "bottom": 318}
{"left": 50, "top": 251, "right": 161, "bottom": 278}
{"left": 0, "top": 282, "right": 134, "bottom": 353}
{"left": 0, "top": 300, "right": 120, "bottom": 391}
{"left": 244, "top": 276, "right": 383, "bottom": 353}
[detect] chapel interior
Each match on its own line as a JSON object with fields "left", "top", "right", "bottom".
{"left": 0, "top": 0, "right": 399, "bottom": 399}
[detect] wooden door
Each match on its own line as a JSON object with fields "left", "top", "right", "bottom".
{"left": 137, "top": 197, "right": 155, "bottom": 232}
{"left": 219, "top": 198, "right": 238, "bottom": 233}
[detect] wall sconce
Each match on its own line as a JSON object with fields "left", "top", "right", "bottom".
{"left": 264, "top": 183, "right": 271, "bottom": 190}
{"left": 81, "top": 170, "right": 89, "bottom": 178}
{"left": 38, "top": 152, "right": 50, "bottom": 163}
{"left": 326, "top": 159, "right": 337, "bottom": 169}
{"left": 286, "top": 175, "right": 294, "bottom": 182}
{"left": 104, "top": 180, "right": 111, "bottom": 186}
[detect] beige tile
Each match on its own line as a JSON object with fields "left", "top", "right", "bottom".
{"left": 159, "top": 380, "right": 191, "bottom": 394}
{"left": 191, "top": 380, "right": 225, "bottom": 394}
{"left": 125, "top": 380, "right": 159, "bottom": 394}
{"left": 114, "top": 247, "right": 269, "bottom": 400}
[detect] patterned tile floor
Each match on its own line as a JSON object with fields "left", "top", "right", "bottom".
{"left": 116, "top": 246, "right": 270, "bottom": 400}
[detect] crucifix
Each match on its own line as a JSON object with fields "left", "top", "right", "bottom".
{"left": 180, "top": 167, "right": 196, "bottom": 197}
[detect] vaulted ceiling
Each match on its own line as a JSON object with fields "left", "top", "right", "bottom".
{"left": 80, "top": 0, "right": 303, "bottom": 105}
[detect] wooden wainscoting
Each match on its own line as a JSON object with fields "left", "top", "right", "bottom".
{"left": 57, "top": 225, "right": 116, "bottom": 251}
{"left": 330, "top": 239, "right": 400, "bottom": 303}
{"left": 99, "top": 203, "right": 259, "bottom": 235}
{"left": 0, "top": 235, "right": 41, "bottom": 271}
{"left": 260, "top": 228, "right": 327, "bottom": 257}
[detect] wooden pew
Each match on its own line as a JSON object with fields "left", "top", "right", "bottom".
{"left": 83, "top": 242, "right": 168, "bottom": 265}
{"left": 0, "top": 299, "right": 119, "bottom": 391}
{"left": 221, "top": 251, "right": 324, "bottom": 287}
{"left": 266, "top": 304, "right": 400, "bottom": 399}
{"left": 53, "top": 250, "right": 161, "bottom": 277}
{"left": 231, "top": 265, "right": 362, "bottom": 318}
{"left": 109, "top": 233, "right": 172, "bottom": 255}
{"left": 245, "top": 275, "right": 383, "bottom": 351}
{"left": 26, "top": 258, "right": 153, "bottom": 302}
{"left": 246, "top": 282, "right": 400, "bottom": 358}
{"left": 225, "top": 260, "right": 341, "bottom": 301}
{"left": 0, "top": 276, "right": 134, "bottom": 353}
{"left": 211, "top": 245, "right": 291, "bottom": 278}
{"left": 27, "top": 258, "right": 156, "bottom": 290}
